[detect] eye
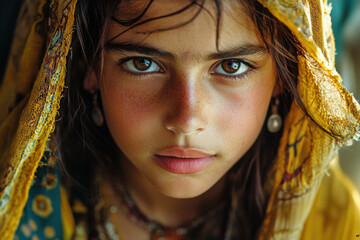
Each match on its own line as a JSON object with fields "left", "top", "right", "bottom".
{"left": 122, "top": 57, "right": 163, "bottom": 73}
{"left": 212, "top": 59, "right": 252, "bottom": 76}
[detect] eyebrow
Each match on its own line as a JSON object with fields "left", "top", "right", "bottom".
{"left": 105, "top": 42, "right": 175, "bottom": 59}
{"left": 104, "top": 42, "right": 268, "bottom": 60}
{"left": 208, "top": 44, "right": 268, "bottom": 59}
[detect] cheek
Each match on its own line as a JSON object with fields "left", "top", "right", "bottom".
{"left": 217, "top": 78, "right": 274, "bottom": 146}
{"left": 100, "top": 79, "right": 160, "bottom": 141}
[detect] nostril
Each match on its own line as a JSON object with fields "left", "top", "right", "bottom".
{"left": 182, "top": 128, "right": 203, "bottom": 136}
{"left": 165, "top": 125, "right": 205, "bottom": 136}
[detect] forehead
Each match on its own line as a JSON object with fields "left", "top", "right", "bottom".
{"left": 108, "top": 0, "right": 260, "bottom": 54}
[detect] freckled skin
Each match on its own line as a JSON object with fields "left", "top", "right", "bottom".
{"left": 85, "top": 0, "right": 277, "bottom": 206}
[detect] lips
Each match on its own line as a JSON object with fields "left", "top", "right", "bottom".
{"left": 154, "top": 147, "right": 216, "bottom": 174}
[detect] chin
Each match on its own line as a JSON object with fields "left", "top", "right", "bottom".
{"left": 151, "top": 175, "right": 221, "bottom": 199}
{"left": 160, "top": 188, "right": 208, "bottom": 199}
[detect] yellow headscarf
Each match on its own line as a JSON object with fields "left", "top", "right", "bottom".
{"left": 0, "top": 0, "right": 359, "bottom": 239}
{"left": 0, "top": 0, "right": 76, "bottom": 238}
{"left": 257, "top": 0, "right": 360, "bottom": 239}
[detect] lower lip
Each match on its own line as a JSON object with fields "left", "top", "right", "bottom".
{"left": 154, "top": 156, "right": 215, "bottom": 174}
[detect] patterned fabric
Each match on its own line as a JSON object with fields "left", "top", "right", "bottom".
{"left": 14, "top": 151, "right": 63, "bottom": 240}
{"left": 0, "top": 0, "right": 359, "bottom": 239}
{"left": 0, "top": 0, "right": 77, "bottom": 238}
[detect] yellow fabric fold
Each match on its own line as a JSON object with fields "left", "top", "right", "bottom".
{"left": 300, "top": 159, "right": 360, "bottom": 239}
{"left": 0, "top": 0, "right": 77, "bottom": 238}
{"left": 61, "top": 186, "right": 75, "bottom": 240}
{"left": 256, "top": 0, "right": 360, "bottom": 239}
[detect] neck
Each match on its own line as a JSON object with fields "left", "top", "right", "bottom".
{"left": 109, "top": 156, "right": 228, "bottom": 228}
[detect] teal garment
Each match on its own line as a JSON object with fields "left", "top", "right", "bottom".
{"left": 329, "top": 0, "right": 355, "bottom": 59}
{"left": 14, "top": 151, "right": 63, "bottom": 240}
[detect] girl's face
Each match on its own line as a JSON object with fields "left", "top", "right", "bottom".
{"left": 85, "top": 0, "right": 278, "bottom": 198}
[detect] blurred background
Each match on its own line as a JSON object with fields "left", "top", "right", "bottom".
{"left": 330, "top": 0, "right": 360, "bottom": 191}
{"left": 0, "top": 0, "right": 359, "bottom": 191}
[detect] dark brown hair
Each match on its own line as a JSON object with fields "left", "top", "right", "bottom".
{"left": 56, "top": 0, "right": 304, "bottom": 239}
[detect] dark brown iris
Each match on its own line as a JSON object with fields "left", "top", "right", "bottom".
{"left": 221, "top": 60, "right": 240, "bottom": 73}
{"left": 133, "top": 57, "right": 152, "bottom": 71}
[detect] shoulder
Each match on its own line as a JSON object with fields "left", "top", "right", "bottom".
{"left": 300, "top": 160, "right": 360, "bottom": 240}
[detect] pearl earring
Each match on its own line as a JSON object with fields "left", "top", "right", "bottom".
{"left": 91, "top": 92, "right": 104, "bottom": 127}
{"left": 267, "top": 98, "right": 282, "bottom": 133}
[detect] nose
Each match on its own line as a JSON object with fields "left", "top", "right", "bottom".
{"left": 164, "top": 74, "right": 208, "bottom": 136}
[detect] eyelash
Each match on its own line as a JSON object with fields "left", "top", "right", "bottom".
{"left": 210, "top": 59, "right": 257, "bottom": 82}
{"left": 117, "top": 57, "right": 257, "bottom": 81}
{"left": 117, "top": 57, "right": 165, "bottom": 78}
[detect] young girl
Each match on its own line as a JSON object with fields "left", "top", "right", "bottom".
{"left": 0, "top": 0, "right": 359, "bottom": 239}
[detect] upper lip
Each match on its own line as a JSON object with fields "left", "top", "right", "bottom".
{"left": 154, "top": 147, "right": 216, "bottom": 158}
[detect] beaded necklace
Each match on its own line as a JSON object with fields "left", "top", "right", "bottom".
{"left": 98, "top": 182, "right": 228, "bottom": 240}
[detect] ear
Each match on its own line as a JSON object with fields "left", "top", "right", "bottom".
{"left": 272, "top": 80, "right": 281, "bottom": 97}
{"left": 83, "top": 70, "right": 99, "bottom": 91}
